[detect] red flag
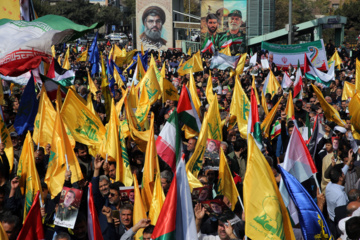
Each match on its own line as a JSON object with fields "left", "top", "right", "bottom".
{"left": 151, "top": 173, "right": 177, "bottom": 240}
{"left": 303, "top": 54, "right": 312, "bottom": 73}
{"left": 17, "top": 191, "right": 44, "bottom": 240}
{"left": 88, "top": 183, "right": 104, "bottom": 240}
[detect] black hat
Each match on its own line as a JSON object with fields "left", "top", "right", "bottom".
{"left": 142, "top": 6, "right": 166, "bottom": 24}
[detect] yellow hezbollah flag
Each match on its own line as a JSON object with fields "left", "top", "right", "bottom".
{"left": 133, "top": 174, "right": 147, "bottom": 240}
{"left": 86, "top": 91, "right": 99, "bottom": 118}
{"left": 149, "top": 172, "right": 165, "bottom": 225}
{"left": 261, "top": 97, "right": 283, "bottom": 138}
{"left": 119, "top": 126, "right": 133, "bottom": 186}
{"left": 17, "top": 132, "right": 42, "bottom": 221}
{"left": 229, "top": 75, "right": 250, "bottom": 138}
{"left": 88, "top": 71, "right": 98, "bottom": 97}
{"left": 219, "top": 45, "right": 231, "bottom": 56}
{"left": 207, "top": 94, "right": 223, "bottom": 141}
{"left": 141, "top": 43, "right": 145, "bottom": 56}
{"left": 45, "top": 107, "right": 83, "bottom": 198}
{"left": 356, "top": 59, "right": 360, "bottom": 93}
{"left": 141, "top": 113, "right": 160, "bottom": 212}
{"left": 244, "top": 134, "right": 295, "bottom": 240}
{"left": 218, "top": 148, "right": 240, "bottom": 211}
{"left": 186, "top": 115, "right": 209, "bottom": 178}
{"left": 124, "top": 96, "right": 150, "bottom": 152}
{"left": 342, "top": 81, "right": 355, "bottom": 101}
{"left": 138, "top": 65, "right": 161, "bottom": 105}
{"left": 0, "top": 112, "right": 13, "bottom": 173}
{"left": 101, "top": 52, "right": 111, "bottom": 122}
{"left": 188, "top": 71, "right": 201, "bottom": 117}
{"left": 285, "top": 91, "right": 295, "bottom": 121}
{"left": 261, "top": 92, "right": 269, "bottom": 116}
{"left": 187, "top": 170, "right": 203, "bottom": 192}
{"left": 162, "top": 78, "right": 179, "bottom": 102}
{"left": 136, "top": 54, "right": 146, "bottom": 81}
{"left": 178, "top": 51, "right": 203, "bottom": 75}
{"left": 264, "top": 70, "right": 281, "bottom": 98}
{"left": 206, "top": 72, "right": 215, "bottom": 103}
{"left": 236, "top": 53, "right": 247, "bottom": 75}
{"left": 328, "top": 51, "right": 342, "bottom": 70}
{"left": 62, "top": 47, "right": 70, "bottom": 70}
{"left": 33, "top": 86, "right": 56, "bottom": 149}
{"left": 135, "top": 86, "right": 151, "bottom": 127}
{"left": 61, "top": 89, "right": 106, "bottom": 146}
{"left": 187, "top": 47, "right": 192, "bottom": 56}
{"left": 349, "top": 93, "right": 360, "bottom": 133}
{"left": 113, "top": 66, "right": 125, "bottom": 89}
{"left": 76, "top": 48, "right": 88, "bottom": 62}
{"left": 115, "top": 89, "right": 128, "bottom": 118}
{"left": 312, "top": 84, "right": 345, "bottom": 127}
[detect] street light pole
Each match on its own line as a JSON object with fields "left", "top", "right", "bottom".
{"left": 288, "top": 0, "right": 292, "bottom": 44}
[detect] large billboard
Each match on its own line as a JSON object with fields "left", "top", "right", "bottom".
{"left": 136, "top": 0, "right": 173, "bottom": 51}
{"left": 201, "top": 0, "right": 247, "bottom": 54}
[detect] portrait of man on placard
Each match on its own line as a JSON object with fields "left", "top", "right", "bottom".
{"left": 54, "top": 187, "right": 83, "bottom": 229}
{"left": 140, "top": 6, "right": 167, "bottom": 48}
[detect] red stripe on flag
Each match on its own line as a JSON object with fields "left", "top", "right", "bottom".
{"left": 177, "top": 84, "right": 192, "bottom": 113}
{"left": 156, "top": 136, "right": 176, "bottom": 171}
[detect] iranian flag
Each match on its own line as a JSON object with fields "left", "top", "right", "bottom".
{"left": 247, "top": 88, "right": 263, "bottom": 149}
{"left": 177, "top": 84, "right": 201, "bottom": 133}
{"left": 293, "top": 61, "right": 303, "bottom": 100}
{"left": 46, "top": 58, "right": 75, "bottom": 86}
{"left": 156, "top": 111, "right": 182, "bottom": 172}
{"left": 221, "top": 38, "right": 242, "bottom": 48}
{"left": 201, "top": 38, "right": 215, "bottom": 54}
{"left": 0, "top": 15, "right": 101, "bottom": 76}
{"left": 270, "top": 120, "right": 281, "bottom": 140}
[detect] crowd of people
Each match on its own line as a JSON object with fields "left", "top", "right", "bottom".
{"left": 1, "top": 37, "right": 360, "bottom": 240}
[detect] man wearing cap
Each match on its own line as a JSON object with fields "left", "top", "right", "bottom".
{"left": 217, "top": 9, "right": 246, "bottom": 53}
{"left": 140, "top": 6, "right": 167, "bottom": 48}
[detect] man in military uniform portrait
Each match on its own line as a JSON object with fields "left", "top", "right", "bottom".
{"left": 140, "top": 6, "right": 167, "bottom": 48}
{"left": 57, "top": 190, "right": 77, "bottom": 222}
{"left": 217, "top": 10, "right": 246, "bottom": 53}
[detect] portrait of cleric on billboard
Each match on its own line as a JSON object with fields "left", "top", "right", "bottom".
{"left": 201, "top": 0, "right": 247, "bottom": 54}
{"left": 137, "top": 1, "right": 173, "bottom": 50}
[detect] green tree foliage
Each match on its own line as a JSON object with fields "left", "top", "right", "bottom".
{"left": 275, "top": 0, "right": 329, "bottom": 30}
{"left": 33, "top": 0, "right": 123, "bottom": 27}
{"left": 335, "top": 0, "right": 360, "bottom": 40}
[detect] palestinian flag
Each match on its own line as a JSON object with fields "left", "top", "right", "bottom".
{"left": 40, "top": 74, "right": 67, "bottom": 101}
{"left": 270, "top": 120, "right": 281, "bottom": 140}
{"left": 46, "top": 58, "right": 75, "bottom": 87}
{"left": 247, "top": 88, "right": 263, "bottom": 149}
{"left": 156, "top": 111, "right": 182, "bottom": 172}
{"left": 201, "top": 37, "right": 215, "bottom": 54}
{"left": 293, "top": 61, "right": 303, "bottom": 100}
{"left": 304, "top": 54, "right": 335, "bottom": 87}
{"left": 177, "top": 84, "right": 201, "bottom": 133}
{"left": 221, "top": 38, "right": 242, "bottom": 48}
{"left": 302, "top": 112, "right": 312, "bottom": 142}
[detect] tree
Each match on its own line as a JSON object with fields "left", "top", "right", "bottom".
{"left": 335, "top": 0, "right": 360, "bottom": 43}
{"left": 275, "top": 0, "right": 316, "bottom": 30}
{"left": 122, "top": 0, "right": 136, "bottom": 24}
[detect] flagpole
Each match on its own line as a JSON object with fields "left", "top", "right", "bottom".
{"left": 106, "top": 153, "right": 108, "bottom": 163}
{"left": 65, "top": 154, "right": 69, "bottom": 171}
{"left": 237, "top": 195, "right": 244, "bottom": 210}
{"left": 313, "top": 173, "right": 321, "bottom": 194}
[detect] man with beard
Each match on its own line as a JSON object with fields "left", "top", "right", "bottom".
{"left": 204, "top": 14, "right": 219, "bottom": 47}
{"left": 217, "top": 10, "right": 246, "bottom": 53}
{"left": 140, "top": 6, "right": 167, "bottom": 48}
